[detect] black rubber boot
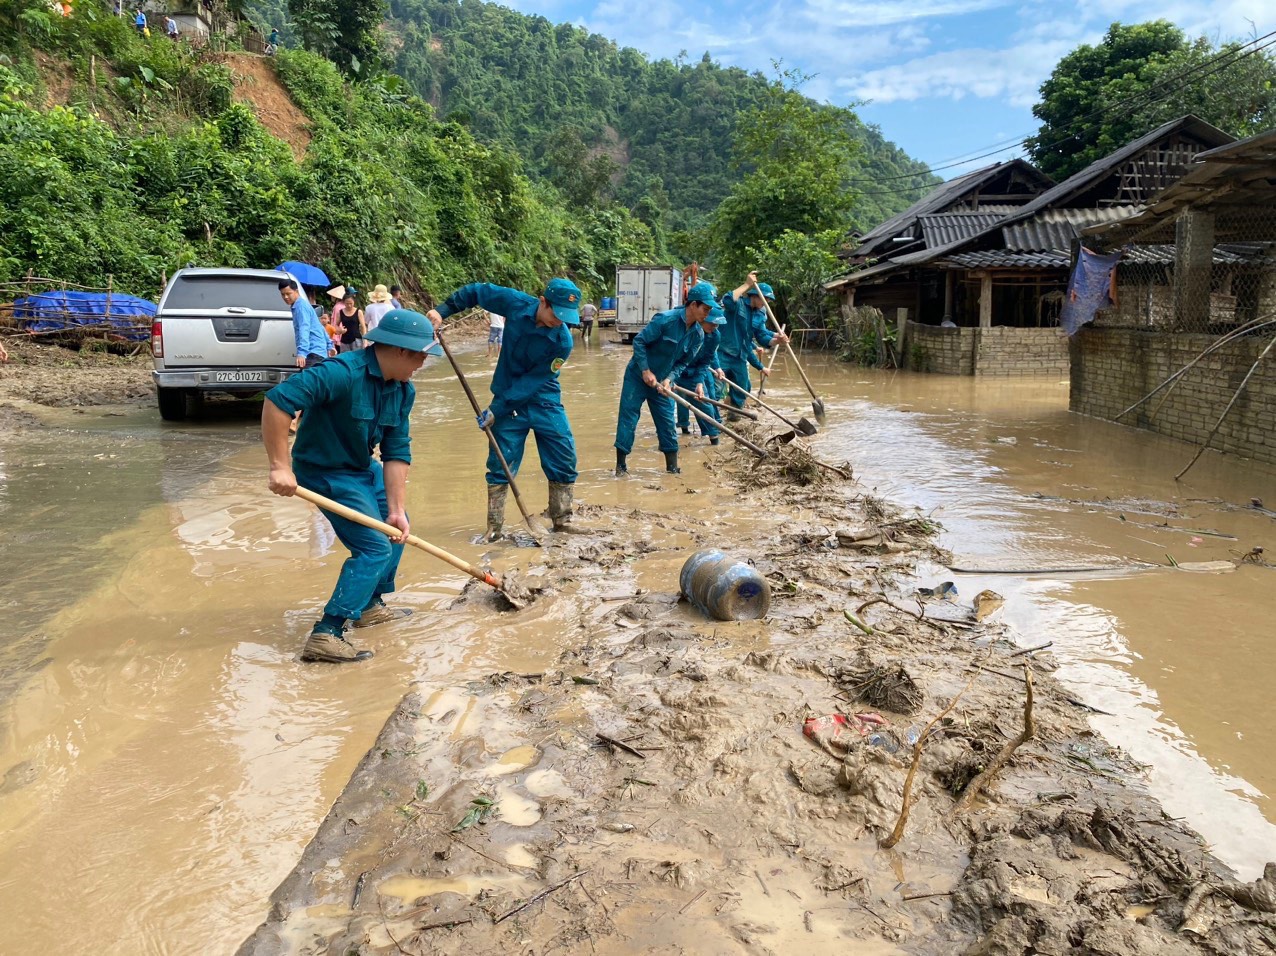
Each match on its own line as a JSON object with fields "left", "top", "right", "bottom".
{"left": 615, "top": 449, "right": 628, "bottom": 476}
{"left": 664, "top": 450, "right": 680, "bottom": 474}
{"left": 710, "top": 436, "right": 720, "bottom": 445}
{"left": 679, "top": 425, "right": 690, "bottom": 435}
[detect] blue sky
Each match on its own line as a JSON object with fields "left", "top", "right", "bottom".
{"left": 500, "top": 0, "right": 1271, "bottom": 178}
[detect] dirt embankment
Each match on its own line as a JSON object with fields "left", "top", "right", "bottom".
{"left": 0, "top": 337, "right": 153, "bottom": 412}
{"left": 214, "top": 53, "right": 312, "bottom": 162}
{"left": 237, "top": 437, "right": 1276, "bottom": 955}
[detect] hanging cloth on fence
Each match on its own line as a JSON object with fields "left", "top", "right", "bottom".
{"left": 1060, "top": 247, "right": 1122, "bottom": 336}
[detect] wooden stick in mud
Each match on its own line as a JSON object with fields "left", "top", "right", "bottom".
{"left": 494, "top": 870, "right": 589, "bottom": 924}
{"left": 671, "top": 384, "right": 759, "bottom": 419}
{"left": 949, "top": 666, "right": 1035, "bottom": 816}
{"left": 662, "top": 387, "right": 768, "bottom": 458}
{"left": 1175, "top": 331, "right": 1276, "bottom": 481}
{"left": 880, "top": 671, "right": 981, "bottom": 849}
{"left": 752, "top": 281, "right": 825, "bottom": 416}
{"left": 294, "top": 486, "right": 506, "bottom": 593}
{"left": 435, "top": 327, "right": 544, "bottom": 543}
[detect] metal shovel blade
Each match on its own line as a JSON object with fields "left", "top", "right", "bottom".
{"left": 796, "top": 417, "right": 818, "bottom": 436}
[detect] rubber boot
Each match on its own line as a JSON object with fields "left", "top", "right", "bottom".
{"left": 710, "top": 437, "right": 720, "bottom": 445}
{"left": 680, "top": 425, "right": 690, "bottom": 435}
{"left": 547, "top": 481, "right": 595, "bottom": 534}
{"left": 486, "top": 483, "right": 508, "bottom": 541}
{"left": 664, "top": 450, "right": 680, "bottom": 474}
{"left": 615, "top": 449, "right": 628, "bottom": 477}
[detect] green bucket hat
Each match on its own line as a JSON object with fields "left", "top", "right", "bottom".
{"left": 364, "top": 309, "right": 444, "bottom": 355}
{"left": 685, "top": 280, "right": 718, "bottom": 307}
{"left": 543, "top": 277, "right": 582, "bottom": 326}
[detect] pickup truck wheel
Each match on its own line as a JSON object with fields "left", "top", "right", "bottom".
{"left": 156, "top": 387, "right": 189, "bottom": 422}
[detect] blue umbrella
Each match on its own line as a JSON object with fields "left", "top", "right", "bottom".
{"left": 277, "top": 261, "right": 331, "bottom": 287}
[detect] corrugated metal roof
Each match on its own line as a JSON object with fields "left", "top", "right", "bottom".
{"left": 936, "top": 244, "right": 1266, "bottom": 271}
{"left": 941, "top": 251, "right": 1070, "bottom": 269}
{"left": 919, "top": 212, "right": 1008, "bottom": 247}
{"left": 998, "top": 115, "right": 1234, "bottom": 229}
{"left": 850, "top": 159, "right": 1052, "bottom": 259}
{"left": 1003, "top": 207, "right": 1140, "bottom": 251}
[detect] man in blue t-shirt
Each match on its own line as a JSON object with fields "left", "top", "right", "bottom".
{"left": 278, "top": 278, "right": 330, "bottom": 368}
{"left": 262, "top": 310, "right": 443, "bottom": 664}
{"left": 429, "top": 278, "right": 585, "bottom": 539}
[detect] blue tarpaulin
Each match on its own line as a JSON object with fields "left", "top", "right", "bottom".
{"left": 14, "top": 290, "right": 158, "bottom": 342}
{"left": 1060, "top": 248, "right": 1123, "bottom": 336}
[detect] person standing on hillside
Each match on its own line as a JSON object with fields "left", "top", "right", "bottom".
{"left": 364, "top": 285, "right": 394, "bottom": 334}
{"left": 675, "top": 306, "right": 725, "bottom": 444}
{"left": 717, "top": 271, "right": 789, "bottom": 413}
{"left": 164, "top": 15, "right": 178, "bottom": 40}
{"left": 133, "top": 8, "right": 147, "bottom": 35}
{"left": 427, "top": 279, "right": 586, "bottom": 540}
{"left": 261, "top": 310, "right": 443, "bottom": 664}
{"left": 389, "top": 285, "right": 404, "bottom": 309}
{"left": 613, "top": 281, "right": 719, "bottom": 476}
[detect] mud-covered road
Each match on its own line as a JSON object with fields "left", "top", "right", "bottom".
{"left": 1, "top": 337, "right": 1275, "bottom": 953}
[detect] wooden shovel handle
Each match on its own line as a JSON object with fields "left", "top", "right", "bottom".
{"left": 720, "top": 376, "right": 800, "bottom": 430}
{"left": 662, "top": 387, "right": 767, "bottom": 457}
{"left": 294, "top": 485, "right": 503, "bottom": 590}
{"left": 671, "top": 384, "right": 759, "bottom": 420}
{"left": 752, "top": 282, "right": 821, "bottom": 405}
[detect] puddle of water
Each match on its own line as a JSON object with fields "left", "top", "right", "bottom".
{"left": 483, "top": 744, "right": 541, "bottom": 777}
{"left": 505, "top": 843, "right": 538, "bottom": 869}
{"left": 377, "top": 872, "right": 526, "bottom": 902}
{"left": 525, "top": 767, "right": 574, "bottom": 798}
{"left": 494, "top": 784, "right": 542, "bottom": 827}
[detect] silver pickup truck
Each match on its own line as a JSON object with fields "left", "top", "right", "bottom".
{"left": 151, "top": 267, "right": 309, "bottom": 421}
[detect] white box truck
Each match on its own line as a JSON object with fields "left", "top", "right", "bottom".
{"left": 614, "top": 265, "right": 683, "bottom": 344}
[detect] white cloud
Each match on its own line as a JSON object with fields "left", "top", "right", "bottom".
{"left": 799, "top": 0, "right": 1014, "bottom": 28}
{"left": 842, "top": 37, "right": 1078, "bottom": 106}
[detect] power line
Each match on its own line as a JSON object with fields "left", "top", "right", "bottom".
{"left": 846, "top": 28, "right": 1276, "bottom": 187}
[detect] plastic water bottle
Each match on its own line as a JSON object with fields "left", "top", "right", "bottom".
{"left": 679, "top": 549, "right": 771, "bottom": 621}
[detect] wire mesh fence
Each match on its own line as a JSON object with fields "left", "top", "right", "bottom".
{"left": 1085, "top": 204, "right": 1276, "bottom": 336}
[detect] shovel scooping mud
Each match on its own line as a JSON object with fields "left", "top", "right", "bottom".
{"left": 720, "top": 377, "right": 817, "bottom": 443}
{"left": 294, "top": 486, "right": 533, "bottom": 610}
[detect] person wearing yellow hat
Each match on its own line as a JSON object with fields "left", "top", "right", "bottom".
{"left": 365, "top": 284, "right": 394, "bottom": 334}
{"left": 261, "top": 310, "right": 443, "bottom": 664}
{"left": 428, "top": 278, "right": 587, "bottom": 539}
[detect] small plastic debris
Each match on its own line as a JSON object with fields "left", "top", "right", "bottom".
{"left": 918, "top": 581, "right": 958, "bottom": 600}
{"left": 972, "top": 589, "right": 1005, "bottom": 621}
{"left": 803, "top": 713, "right": 889, "bottom": 756}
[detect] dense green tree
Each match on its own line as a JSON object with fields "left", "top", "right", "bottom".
{"left": 1027, "top": 21, "right": 1276, "bottom": 179}
{"left": 709, "top": 69, "right": 859, "bottom": 284}
{"left": 288, "top": 0, "right": 386, "bottom": 75}
{"left": 745, "top": 229, "right": 842, "bottom": 329}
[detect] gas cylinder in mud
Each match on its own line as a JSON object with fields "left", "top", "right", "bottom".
{"left": 679, "top": 549, "right": 771, "bottom": 621}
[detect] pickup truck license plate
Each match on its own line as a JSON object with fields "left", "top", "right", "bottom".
{"left": 213, "top": 370, "right": 268, "bottom": 383}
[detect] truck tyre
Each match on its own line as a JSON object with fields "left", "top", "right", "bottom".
{"left": 621, "top": 333, "right": 634, "bottom": 345}
{"left": 156, "top": 387, "right": 189, "bottom": 422}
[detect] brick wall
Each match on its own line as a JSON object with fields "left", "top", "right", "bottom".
{"left": 1071, "top": 328, "right": 1276, "bottom": 466}
{"left": 905, "top": 324, "right": 1070, "bottom": 376}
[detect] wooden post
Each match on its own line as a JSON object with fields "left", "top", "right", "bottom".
{"left": 1174, "top": 209, "right": 1214, "bottom": 330}
{"left": 895, "top": 308, "right": 908, "bottom": 369}
{"left": 105, "top": 274, "right": 112, "bottom": 335}
{"left": 979, "top": 273, "right": 993, "bottom": 329}
{"left": 942, "top": 271, "right": 954, "bottom": 325}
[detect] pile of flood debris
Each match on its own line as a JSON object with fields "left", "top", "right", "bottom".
{"left": 237, "top": 459, "right": 1276, "bottom": 956}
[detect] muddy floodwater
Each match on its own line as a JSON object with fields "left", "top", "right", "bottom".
{"left": 1, "top": 339, "right": 1274, "bottom": 953}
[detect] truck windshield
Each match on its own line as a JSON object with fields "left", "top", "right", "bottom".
{"left": 164, "top": 276, "right": 290, "bottom": 312}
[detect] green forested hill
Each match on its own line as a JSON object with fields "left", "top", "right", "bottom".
{"left": 384, "top": 0, "right": 937, "bottom": 234}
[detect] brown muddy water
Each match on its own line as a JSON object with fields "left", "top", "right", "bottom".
{"left": 0, "top": 338, "right": 1274, "bottom": 953}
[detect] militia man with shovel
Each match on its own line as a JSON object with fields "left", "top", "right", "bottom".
{"left": 262, "top": 310, "right": 443, "bottom": 664}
